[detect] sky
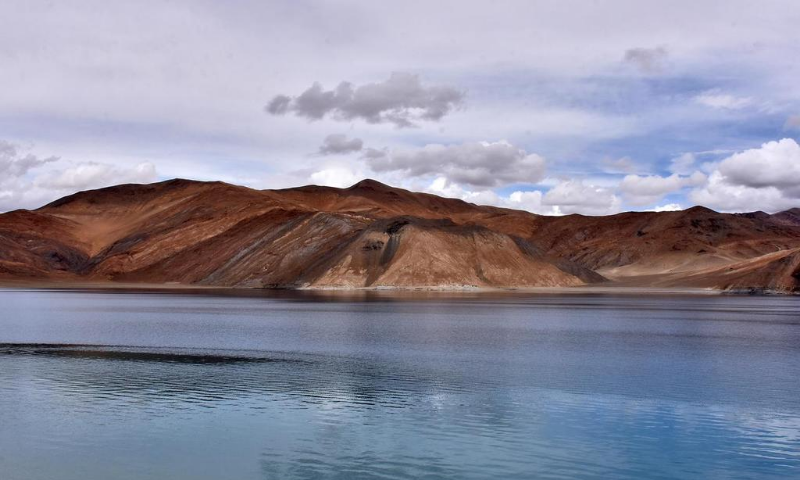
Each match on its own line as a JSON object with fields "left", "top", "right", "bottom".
{"left": 1, "top": 0, "right": 800, "bottom": 215}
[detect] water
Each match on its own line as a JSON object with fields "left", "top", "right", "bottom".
{"left": 1, "top": 288, "right": 799, "bottom": 479}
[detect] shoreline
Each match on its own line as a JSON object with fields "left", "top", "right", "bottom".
{"left": 0, "top": 279, "right": 768, "bottom": 296}
{"left": 0, "top": 278, "right": 796, "bottom": 296}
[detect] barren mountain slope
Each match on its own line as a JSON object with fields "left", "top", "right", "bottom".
{"left": 0, "top": 210, "right": 89, "bottom": 279}
{"left": 772, "top": 208, "right": 800, "bottom": 227}
{"left": 277, "top": 181, "right": 800, "bottom": 290}
{"left": 649, "top": 247, "right": 800, "bottom": 292}
{"left": 1, "top": 178, "right": 798, "bottom": 291}
{"left": 525, "top": 207, "right": 800, "bottom": 280}
{"left": 0, "top": 179, "right": 595, "bottom": 288}
{"left": 274, "top": 179, "right": 514, "bottom": 223}
{"left": 112, "top": 214, "right": 595, "bottom": 289}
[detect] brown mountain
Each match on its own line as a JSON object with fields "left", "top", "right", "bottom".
{"left": 1, "top": 178, "right": 799, "bottom": 292}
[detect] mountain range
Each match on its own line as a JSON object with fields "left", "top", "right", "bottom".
{"left": 1, "top": 178, "right": 799, "bottom": 292}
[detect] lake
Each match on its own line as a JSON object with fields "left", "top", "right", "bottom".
{"left": 1, "top": 288, "right": 799, "bottom": 479}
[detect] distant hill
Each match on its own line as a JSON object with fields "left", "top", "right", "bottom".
{"left": 1, "top": 178, "right": 799, "bottom": 292}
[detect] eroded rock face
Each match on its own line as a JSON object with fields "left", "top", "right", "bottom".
{"left": 1, "top": 178, "right": 799, "bottom": 291}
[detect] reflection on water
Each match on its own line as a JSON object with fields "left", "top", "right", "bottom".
{"left": 0, "top": 289, "right": 799, "bottom": 479}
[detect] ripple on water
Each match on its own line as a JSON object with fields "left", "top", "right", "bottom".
{"left": 1, "top": 290, "right": 800, "bottom": 480}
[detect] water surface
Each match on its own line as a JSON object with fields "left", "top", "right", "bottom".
{"left": 1, "top": 288, "right": 799, "bottom": 479}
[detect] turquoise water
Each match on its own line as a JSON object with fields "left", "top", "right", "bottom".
{"left": 1, "top": 289, "right": 799, "bottom": 479}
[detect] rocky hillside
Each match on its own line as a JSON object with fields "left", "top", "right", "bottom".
{"left": 1, "top": 179, "right": 799, "bottom": 292}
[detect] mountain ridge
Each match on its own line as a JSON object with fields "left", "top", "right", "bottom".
{"left": 1, "top": 178, "right": 799, "bottom": 292}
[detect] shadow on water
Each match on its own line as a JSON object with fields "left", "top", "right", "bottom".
{"left": 0, "top": 344, "right": 474, "bottom": 412}
{"left": 0, "top": 343, "right": 295, "bottom": 364}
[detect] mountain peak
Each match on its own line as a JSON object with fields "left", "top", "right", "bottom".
{"left": 683, "top": 205, "right": 718, "bottom": 215}
{"left": 347, "top": 179, "right": 395, "bottom": 191}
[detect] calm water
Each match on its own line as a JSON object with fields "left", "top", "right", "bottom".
{"left": 1, "top": 289, "right": 799, "bottom": 479}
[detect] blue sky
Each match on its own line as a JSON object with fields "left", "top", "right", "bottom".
{"left": 1, "top": 0, "right": 799, "bottom": 214}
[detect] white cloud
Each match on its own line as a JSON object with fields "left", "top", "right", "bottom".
{"left": 367, "top": 140, "right": 546, "bottom": 188}
{"left": 620, "top": 171, "right": 706, "bottom": 206}
{"left": 669, "top": 153, "right": 696, "bottom": 175}
{"left": 318, "top": 134, "right": 363, "bottom": 155}
{"left": 693, "top": 89, "right": 752, "bottom": 110}
{"left": 426, "top": 176, "right": 516, "bottom": 208}
{"left": 652, "top": 203, "right": 683, "bottom": 212}
{"left": 689, "top": 138, "right": 800, "bottom": 212}
{"left": 0, "top": 141, "right": 60, "bottom": 211}
{"left": 716, "top": 138, "right": 800, "bottom": 193}
{"left": 427, "top": 180, "right": 550, "bottom": 214}
{"left": 35, "top": 162, "right": 156, "bottom": 190}
{"left": 426, "top": 177, "right": 619, "bottom": 216}
{"left": 542, "top": 180, "right": 622, "bottom": 216}
{"left": 309, "top": 166, "right": 364, "bottom": 188}
{"left": 0, "top": 141, "right": 59, "bottom": 178}
{"left": 267, "top": 72, "right": 464, "bottom": 128}
{"left": 507, "top": 190, "right": 547, "bottom": 214}
{"left": 427, "top": 176, "right": 465, "bottom": 198}
{"left": 690, "top": 171, "right": 791, "bottom": 212}
{"left": 0, "top": 140, "right": 158, "bottom": 212}
{"left": 0, "top": 2, "right": 798, "bottom": 214}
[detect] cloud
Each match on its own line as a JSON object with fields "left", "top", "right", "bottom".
{"left": 542, "top": 180, "right": 622, "bottom": 215}
{"left": 693, "top": 89, "right": 752, "bottom": 110}
{"left": 309, "top": 167, "right": 364, "bottom": 188}
{"left": 35, "top": 162, "right": 157, "bottom": 191}
{"left": 0, "top": 140, "right": 58, "bottom": 178}
{"left": 1, "top": 141, "right": 59, "bottom": 210}
{"left": 366, "top": 140, "right": 545, "bottom": 188}
{"left": 690, "top": 171, "right": 792, "bottom": 212}
{"left": 784, "top": 115, "right": 800, "bottom": 131}
{"left": 266, "top": 72, "right": 464, "bottom": 128}
{"left": 507, "top": 190, "right": 548, "bottom": 213}
{"left": 669, "top": 153, "right": 696, "bottom": 175}
{"left": 623, "top": 47, "right": 668, "bottom": 73}
{"left": 318, "top": 134, "right": 363, "bottom": 155}
{"left": 652, "top": 203, "right": 683, "bottom": 212}
{"left": 715, "top": 138, "right": 800, "bottom": 192}
{"left": 1, "top": 2, "right": 798, "bottom": 215}
{"left": 601, "top": 156, "right": 638, "bottom": 174}
{"left": 265, "top": 95, "right": 291, "bottom": 115}
{"left": 427, "top": 178, "right": 513, "bottom": 209}
{"left": 0, "top": 140, "right": 158, "bottom": 211}
{"left": 689, "top": 138, "right": 800, "bottom": 212}
{"left": 620, "top": 172, "right": 706, "bottom": 206}
{"left": 362, "top": 147, "right": 388, "bottom": 159}
{"left": 425, "top": 177, "right": 620, "bottom": 216}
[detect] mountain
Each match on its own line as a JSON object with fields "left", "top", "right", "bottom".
{"left": 1, "top": 178, "right": 799, "bottom": 292}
